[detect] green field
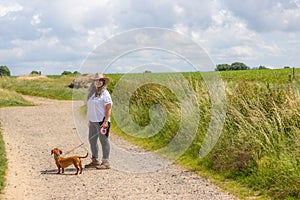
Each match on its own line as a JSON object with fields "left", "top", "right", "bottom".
{"left": 0, "top": 68, "right": 299, "bottom": 199}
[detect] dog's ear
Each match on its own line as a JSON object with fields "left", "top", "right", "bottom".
{"left": 51, "top": 150, "right": 53, "bottom": 155}
{"left": 59, "top": 150, "right": 62, "bottom": 154}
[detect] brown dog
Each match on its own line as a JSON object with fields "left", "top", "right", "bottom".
{"left": 51, "top": 148, "right": 88, "bottom": 175}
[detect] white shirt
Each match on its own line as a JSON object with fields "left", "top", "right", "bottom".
{"left": 86, "top": 90, "right": 113, "bottom": 122}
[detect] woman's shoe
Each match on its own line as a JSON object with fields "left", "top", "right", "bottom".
{"left": 85, "top": 158, "right": 100, "bottom": 168}
{"left": 96, "top": 162, "right": 110, "bottom": 170}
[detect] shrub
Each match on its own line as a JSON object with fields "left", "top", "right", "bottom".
{"left": 0, "top": 66, "right": 10, "bottom": 76}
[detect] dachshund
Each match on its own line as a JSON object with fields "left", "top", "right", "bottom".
{"left": 51, "top": 148, "right": 88, "bottom": 175}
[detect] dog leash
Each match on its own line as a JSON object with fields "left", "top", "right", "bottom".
{"left": 63, "top": 142, "right": 85, "bottom": 156}
{"left": 63, "top": 124, "right": 104, "bottom": 156}
{"left": 62, "top": 131, "right": 100, "bottom": 156}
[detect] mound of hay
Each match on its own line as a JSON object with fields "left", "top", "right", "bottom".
{"left": 68, "top": 74, "right": 94, "bottom": 89}
{"left": 17, "top": 75, "right": 49, "bottom": 80}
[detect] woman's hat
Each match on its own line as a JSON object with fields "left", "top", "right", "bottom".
{"left": 92, "top": 73, "right": 110, "bottom": 84}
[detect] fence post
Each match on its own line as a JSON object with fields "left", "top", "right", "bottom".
{"left": 293, "top": 67, "right": 295, "bottom": 79}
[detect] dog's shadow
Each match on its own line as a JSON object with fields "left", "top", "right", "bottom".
{"left": 40, "top": 168, "right": 87, "bottom": 176}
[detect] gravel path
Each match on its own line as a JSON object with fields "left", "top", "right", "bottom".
{"left": 0, "top": 96, "right": 237, "bottom": 200}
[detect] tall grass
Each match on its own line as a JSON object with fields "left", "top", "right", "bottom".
{"left": 110, "top": 73, "right": 181, "bottom": 151}
{"left": 208, "top": 82, "right": 300, "bottom": 199}
{"left": 0, "top": 88, "right": 33, "bottom": 107}
{"left": 0, "top": 129, "right": 7, "bottom": 193}
{"left": 110, "top": 70, "right": 300, "bottom": 199}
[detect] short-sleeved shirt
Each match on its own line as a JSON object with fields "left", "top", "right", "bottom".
{"left": 86, "top": 90, "right": 113, "bottom": 122}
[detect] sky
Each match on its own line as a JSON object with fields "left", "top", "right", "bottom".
{"left": 0, "top": 0, "right": 300, "bottom": 75}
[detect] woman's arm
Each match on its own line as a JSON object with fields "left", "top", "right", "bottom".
{"left": 102, "top": 103, "right": 112, "bottom": 128}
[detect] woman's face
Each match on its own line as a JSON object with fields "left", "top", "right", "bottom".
{"left": 94, "top": 79, "right": 104, "bottom": 88}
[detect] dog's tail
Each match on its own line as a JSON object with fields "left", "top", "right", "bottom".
{"left": 79, "top": 153, "right": 89, "bottom": 159}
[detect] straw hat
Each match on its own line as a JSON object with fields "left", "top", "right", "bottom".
{"left": 91, "top": 73, "right": 110, "bottom": 84}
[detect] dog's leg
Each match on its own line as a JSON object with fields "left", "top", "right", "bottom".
{"left": 57, "top": 166, "right": 61, "bottom": 174}
{"left": 79, "top": 161, "right": 83, "bottom": 174}
{"left": 75, "top": 166, "right": 79, "bottom": 175}
{"left": 62, "top": 168, "right": 65, "bottom": 174}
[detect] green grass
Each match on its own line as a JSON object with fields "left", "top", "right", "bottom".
{"left": 0, "top": 70, "right": 300, "bottom": 199}
{"left": 110, "top": 69, "right": 300, "bottom": 199}
{"left": 218, "top": 68, "right": 300, "bottom": 84}
{"left": 203, "top": 82, "right": 299, "bottom": 199}
{"left": 0, "top": 88, "right": 33, "bottom": 107}
{"left": 0, "top": 75, "right": 85, "bottom": 100}
{"left": 0, "top": 129, "right": 7, "bottom": 193}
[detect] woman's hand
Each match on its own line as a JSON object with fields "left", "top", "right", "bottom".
{"left": 101, "top": 121, "right": 109, "bottom": 129}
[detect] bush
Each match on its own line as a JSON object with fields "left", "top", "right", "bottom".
{"left": 30, "top": 71, "right": 41, "bottom": 75}
{"left": 61, "top": 71, "right": 81, "bottom": 76}
{"left": 0, "top": 66, "right": 11, "bottom": 76}
{"left": 61, "top": 71, "right": 72, "bottom": 75}
{"left": 216, "top": 62, "right": 250, "bottom": 71}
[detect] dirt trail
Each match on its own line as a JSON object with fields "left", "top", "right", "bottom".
{"left": 0, "top": 96, "right": 237, "bottom": 200}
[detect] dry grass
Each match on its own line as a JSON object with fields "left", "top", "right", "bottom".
{"left": 17, "top": 74, "right": 49, "bottom": 80}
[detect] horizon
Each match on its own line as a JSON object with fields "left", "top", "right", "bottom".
{"left": 5, "top": 65, "right": 298, "bottom": 77}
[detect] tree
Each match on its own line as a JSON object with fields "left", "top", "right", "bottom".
{"left": 258, "top": 66, "right": 269, "bottom": 70}
{"left": 61, "top": 71, "right": 81, "bottom": 75}
{"left": 30, "top": 70, "right": 39, "bottom": 75}
{"left": 0, "top": 65, "right": 11, "bottom": 76}
{"left": 215, "top": 63, "right": 250, "bottom": 71}
{"left": 230, "top": 62, "right": 250, "bottom": 70}
{"left": 61, "top": 71, "right": 72, "bottom": 75}
{"left": 73, "top": 71, "right": 81, "bottom": 75}
{"left": 215, "top": 64, "right": 230, "bottom": 71}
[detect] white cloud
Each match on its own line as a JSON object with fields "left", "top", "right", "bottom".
{"left": 0, "top": 0, "right": 300, "bottom": 75}
{"left": 223, "top": 0, "right": 300, "bottom": 32}
{"left": 173, "top": 23, "right": 189, "bottom": 35}
{"left": 233, "top": 46, "right": 253, "bottom": 56}
{"left": 173, "top": 4, "right": 184, "bottom": 16}
{"left": 0, "top": 47, "right": 24, "bottom": 61}
{"left": 30, "top": 14, "right": 41, "bottom": 25}
{"left": 186, "top": 2, "right": 298, "bottom": 68}
{"left": 0, "top": 3, "right": 22, "bottom": 17}
{"left": 86, "top": 25, "right": 119, "bottom": 49}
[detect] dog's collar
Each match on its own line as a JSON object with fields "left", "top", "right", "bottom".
{"left": 54, "top": 155, "right": 62, "bottom": 159}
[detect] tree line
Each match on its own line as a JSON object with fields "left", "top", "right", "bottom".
{"left": 215, "top": 62, "right": 272, "bottom": 71}
{"left": 0, "top": 63, "right": 293, "bottom": 77}
{"left": 0, "top": 65, "right": 81, "bottom": 77}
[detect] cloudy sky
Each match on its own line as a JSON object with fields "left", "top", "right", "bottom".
{"left": 1, "top": 0, "right": 300, "bottom": 75}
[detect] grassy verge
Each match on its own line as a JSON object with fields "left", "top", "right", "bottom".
{"left": 0, "top": 75, "right": 85, "bottom": 100}
{"left": 0, "top": 88, "right": 34, "bottom": 107}
{"left": 110, "top": 70, "right": 300, "bottom": 200}
{"left": 0, "top": 129, "right": 7, "bottom": 193}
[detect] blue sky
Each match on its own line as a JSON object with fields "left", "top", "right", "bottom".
{"left": 0, "top": 0, "right": 300, "bottom": 75}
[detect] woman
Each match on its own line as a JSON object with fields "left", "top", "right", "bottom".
{"left": 85, "top": 73, "right": 112, "bottom": 169}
